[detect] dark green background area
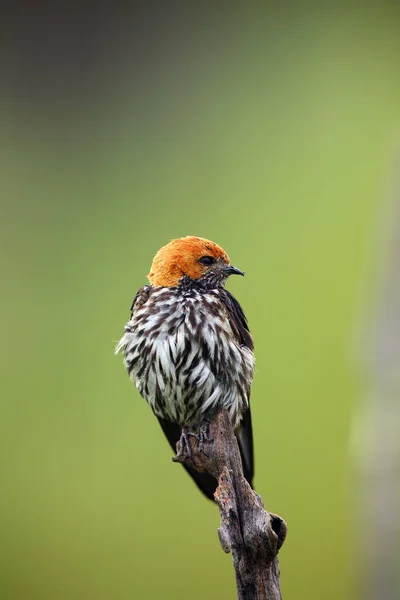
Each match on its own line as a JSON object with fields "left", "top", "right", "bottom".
{"left": 1, "top": 4, "right": 399, "bottom": 599}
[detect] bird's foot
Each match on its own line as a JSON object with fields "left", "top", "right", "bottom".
{"left": 180, "top": 428, "right": 197, "bottom": 464}
{"left": 185, "top": 421, "right": 212, "bottom": 458}
{"left": 173, "top": 423, "right": 212, "bottom": 465}
{"left": 198, "top": 420, "right": 213, "bottom": 457}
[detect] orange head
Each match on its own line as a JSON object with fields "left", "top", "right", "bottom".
{"left": 147, "top": 236, "right": 244, "bottom": 288}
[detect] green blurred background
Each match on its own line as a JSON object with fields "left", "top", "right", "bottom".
{"left": 1, "top": 3, "right": 399, "bottom": 599}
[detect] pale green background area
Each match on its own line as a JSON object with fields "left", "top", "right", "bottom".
{"left": 1, "top": 5, "right": 399, "bottom": 599}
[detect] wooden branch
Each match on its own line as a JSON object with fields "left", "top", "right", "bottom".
{"left": 173, "top": 409, "right": 287, "bottom": 600}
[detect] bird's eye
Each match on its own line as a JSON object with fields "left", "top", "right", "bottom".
{"left": 199, "top": 256, "right": 215, "bottom": 266}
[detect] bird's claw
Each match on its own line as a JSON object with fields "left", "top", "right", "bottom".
{"left": 186, "top": 422, "right": 212, "bottom": 458}
{"left": 179, "top": 429, "right": 197, "bottom": 465}
{"left": 174, "top": 423, "right": 212, "bottom": 464}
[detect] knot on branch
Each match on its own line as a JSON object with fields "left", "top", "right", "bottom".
{"left": 215, "top": 466, "right": 287, "bottom": 562}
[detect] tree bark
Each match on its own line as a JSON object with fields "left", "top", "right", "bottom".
{"left": 173, "top": 409, "right": 287, "bottom": 600}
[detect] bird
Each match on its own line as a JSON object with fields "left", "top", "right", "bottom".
{"left": 116, "top": 236, "right": 255, "bottom": 500}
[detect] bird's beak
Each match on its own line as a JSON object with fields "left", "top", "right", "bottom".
{"left": 223, "top": 265, "right": 245, "bottom": 276}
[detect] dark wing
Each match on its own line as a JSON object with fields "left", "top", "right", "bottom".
{"left": 218, "top": 288, "right": 254, "bottom": 351}
{"left": 219, "top": 288, "right": 254, "bottom": 488}
{"left": 157, "top": 417, "right": 218, "bottom": 501}
{"left": 236, "top": 404, "right": 254, "bottom": 484}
